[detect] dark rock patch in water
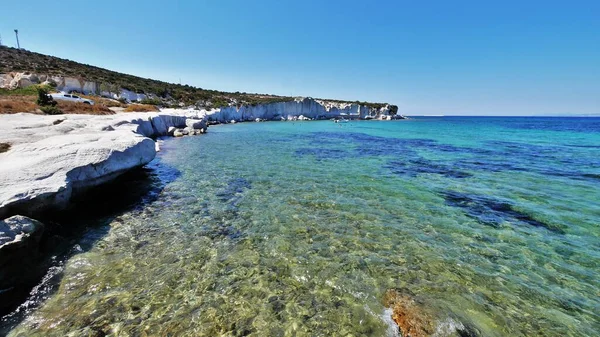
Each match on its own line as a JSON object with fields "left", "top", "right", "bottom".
{"left": 581, "top": 173, "right": 600, "bottom": 180}
{"left": 214, "top": 178, "right": 252, "bottom": 224}
{"left": 387, "top": 159, "right": 472, "bottom": 179}
{"left": 441, "top": 191, "right": 565, "bottom": 234}
{"left": 200, "top": 223, "right": 243, "bottom": 240}
{"left": 217, "top": 178, "right": 252, "bottom": 204}
{"left": 295, "top": 148, "right": 350, "bottom": 160}
{"left": 455, "top": 159, "right": 528, "bottom": 173}
{"left": 302, "top": 132, "right": 467, "bottom": 157}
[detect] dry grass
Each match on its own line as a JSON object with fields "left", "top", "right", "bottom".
{"left": 79, "top": 94, "right": 127, "bottom": 108}
{"left": 0, "top": 95, "right": 115, "bottom": 115}
{"left": 124, "top": 104, "right": 159, "bottom": 112}
{"left": 57, "top": 101, "right": 114, "bottom": 115}
{"left": 0, "top": 143, "right": 11, "bottom": 153}
{"left": 0, "top": 97, "right": 38, "bottom": 114}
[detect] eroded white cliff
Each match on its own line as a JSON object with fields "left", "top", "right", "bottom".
{"left": 192, "top": 97, "right": 397, "bottom": 122}
{"left": 0, "top": 111, "right": 204, "bottom": 218}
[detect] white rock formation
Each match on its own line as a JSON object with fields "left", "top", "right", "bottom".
{"left": 200, "top": 97, "right": 396, "bottom": 122}
{"left": 0, "top": 72, "right": 151, "bottom": 102}
{"left": 0, "top": 215, "right": 45, "bottom": 249}
{"left": 0, "top": 110, "right": 204, "bottom": 218}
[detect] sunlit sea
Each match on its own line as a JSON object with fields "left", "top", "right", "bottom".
{"left": 3, "top": 117, "right": 600, "bottom": 336}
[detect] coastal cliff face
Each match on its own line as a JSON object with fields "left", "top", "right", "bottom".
{"left": 205, "top": 97, "right": 395, "bottom": 121}
{"left": 0, "top": 72, "right": 399, "bottom": 120}
{"left": 0, "top": 72, "right": 151, "bottom": 102}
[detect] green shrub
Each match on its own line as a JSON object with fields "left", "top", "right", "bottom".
{"left": 36, "top": 87, "right": 57, "bottom": 106}
{"left": 140, "top": 97, "right": 163, "bottom": 106}
{"left": 40, "top": 106, "right": 63, "bottom": 115}
{"left": 0, "top": 84, "right": 52, "bottom": 97}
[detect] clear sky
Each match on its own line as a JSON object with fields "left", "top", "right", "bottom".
{"left": 1, "top": 0, "right": 599, "bottom": 115}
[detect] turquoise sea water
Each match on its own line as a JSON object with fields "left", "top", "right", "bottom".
{"left": 3, "top": 117, "right": 600, "bottom": 336}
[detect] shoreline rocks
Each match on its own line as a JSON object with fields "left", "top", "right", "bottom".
{"left": 0, "top": 106, "right": 403, "bottom": 316}
{"left": 0, "top": 111, "right": 208, "bottom": 219}
{"left": 0, "top": 110, "right": 210, "bottom": 313}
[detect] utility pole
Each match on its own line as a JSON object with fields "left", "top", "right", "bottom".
{"left": 14, "top": 29, "right": 20, "bottom": 49}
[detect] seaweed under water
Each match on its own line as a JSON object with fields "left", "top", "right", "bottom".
{"left": 4, "top": 118, "right": 600, "bottom": 336}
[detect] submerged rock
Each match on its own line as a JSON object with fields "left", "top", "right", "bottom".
{"left": 0, "top": 215, "right": 45, "bottom": 250}
{"left": 383, "top": 289, "right": 480, "bottom": 337}
{"left": 383, "top": 289, "right": 435, "bottom": 337}
{"left": 0, "top": 215, "right": 45, "bottom": 313}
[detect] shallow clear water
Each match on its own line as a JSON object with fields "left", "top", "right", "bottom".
{"left": 5, "top": 117, "right": 600, "bottom": 336}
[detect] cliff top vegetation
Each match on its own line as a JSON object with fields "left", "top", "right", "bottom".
{"left": 1, "top": 46, "right": 393, "bottom": 109}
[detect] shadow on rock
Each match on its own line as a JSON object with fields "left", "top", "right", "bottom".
{"left": 0, "top": 160, "right": 180, "bottom": 329}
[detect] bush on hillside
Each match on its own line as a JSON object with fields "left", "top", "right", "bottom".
{"left": 140, "top": 97, "right": 163, "bottom": 106}
{"left": 36, "top": 87, "right": 57, "bottom": 107}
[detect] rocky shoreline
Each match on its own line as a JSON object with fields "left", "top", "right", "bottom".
{"left": 0, "top": 99, "right": 402, "bottom": 314}
{"left": 0, "top": 98, "right": 400, "bottom": 219}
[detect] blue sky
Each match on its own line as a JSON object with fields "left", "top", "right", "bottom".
{"left": 1, "top": 0, "right": 599, "bottom": 115}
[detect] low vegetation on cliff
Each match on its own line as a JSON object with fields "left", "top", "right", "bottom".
{"left": 0, "top": 46, "right": 395, "bottom": 111}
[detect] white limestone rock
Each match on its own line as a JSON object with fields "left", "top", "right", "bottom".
{"left": 185, "top": 118, "right": 207, "bottom": 130}
{"left": 0, "top": 215, "right": 45, "bottom": 249}
{"left": 0, "top": 110, "right": 202, "bottom": 217}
